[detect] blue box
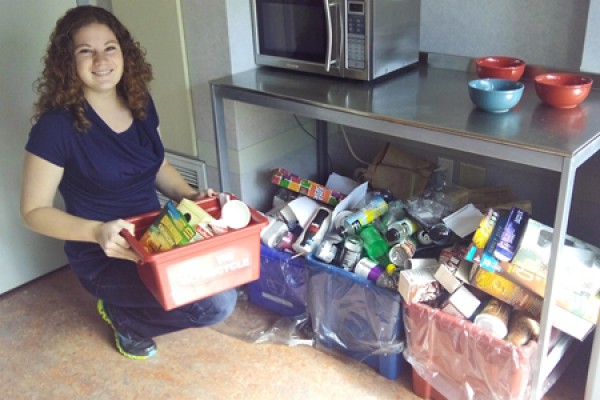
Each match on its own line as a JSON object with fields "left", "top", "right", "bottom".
{"left": 247, "top": 245, "right": 307, "bottom": 316}
{"left": 306, "top": 254, "right": 406, "bottom": 380}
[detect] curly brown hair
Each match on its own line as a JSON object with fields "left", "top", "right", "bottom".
{"left": 33, "top": 6, "right": 153, "bottom": 132}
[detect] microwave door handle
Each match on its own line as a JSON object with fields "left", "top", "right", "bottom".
{"left": 324, "top": 0, "right": 335, "bottom": 72}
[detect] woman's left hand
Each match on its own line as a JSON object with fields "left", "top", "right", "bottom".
{"left": 192, "top": 188, "right": 217, "bottom": 200}
{"left": 94, "top": 219, "right": 141, "bottom": 262}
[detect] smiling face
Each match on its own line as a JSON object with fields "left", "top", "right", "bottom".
{"left": 73, "top": 23, "right": 124, "bottom": 100}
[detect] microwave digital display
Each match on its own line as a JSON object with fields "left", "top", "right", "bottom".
{"left": 348, "top": 1, "right": 364, "bottom": 14}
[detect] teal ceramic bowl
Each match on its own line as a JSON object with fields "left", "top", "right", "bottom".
{"left": 468, "top": 78, "right": 525, "bottom": 113}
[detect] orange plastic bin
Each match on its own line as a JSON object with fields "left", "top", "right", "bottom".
{"left": 403, "top": 301, "right": 538, "bottom": 400}
{"left": 123, "top": 195, "right": 268, "bottom": 310}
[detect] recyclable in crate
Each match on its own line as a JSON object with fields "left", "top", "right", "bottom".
{"left": 264, "top": 169, "right": 488, "bottom": 300}
{"left": 271, "top": 167, "right": 346, "bottom": 206}
{"left": 260, "top": 163, "right": 592, "bottom": 398}
{"left": 312, "top": 193, "right": 461, "bottom": 292}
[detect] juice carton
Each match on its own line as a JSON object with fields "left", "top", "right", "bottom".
{"left": 139, "top": 201, "right": 196, "bottom": 253}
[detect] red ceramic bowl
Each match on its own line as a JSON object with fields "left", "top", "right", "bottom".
{"left": 534, "top": 73, "right": 593, "bottom": 108}
{"left": 476, "top": 56, "right": 526, "bottom": 81}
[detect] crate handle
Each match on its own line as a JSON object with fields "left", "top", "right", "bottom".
{"left": 120, "top": 229, "right": 150, "bottom": 264}
{"left": 248, "top": 207, "right": 267, "bottom": 225}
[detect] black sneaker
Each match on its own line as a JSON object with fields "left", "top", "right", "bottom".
{"left": 97, "top": 299, "right": 157, "bottom": 360}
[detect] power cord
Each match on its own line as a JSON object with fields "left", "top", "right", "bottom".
{"left": 340, "top": 125, "right": 370, "bottom": 166}
{"left": 294, "top": 115, "right": 315, "bottom": 139}
{"left": 293, "top": 116, "right": 371, "bottom": 174}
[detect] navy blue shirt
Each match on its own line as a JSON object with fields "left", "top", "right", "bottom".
{"left": 26, "top": 99, "right": 164, "bottom": 280}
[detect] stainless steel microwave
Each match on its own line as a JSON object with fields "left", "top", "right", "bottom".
{"left": 250, "top": 0, "right": 420, "bottom": 81}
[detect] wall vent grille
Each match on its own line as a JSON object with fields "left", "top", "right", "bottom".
{"left": 157, "top": 151, "right": 207, "bottom": 205}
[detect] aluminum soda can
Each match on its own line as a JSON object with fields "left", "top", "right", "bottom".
{"left": 428, "top": 223, "right": 451, "bottom": 246}
{"left": 354, "top": 257, "right": 382, "bottom": 280}
{"left": 339, "top": 196, "right": 388, "bottom": 236}
{"left": 339, "top": 235, "right": 363, "bottom": 272}
{"left": 474, "top": 298, "right": 511, "bottom": 339}
{"left": 388, "top": 238, "right": 417, "bottom": 268}
{"left": 333, "top": 210, "right": 354, "bottom": 232}
{"left": 354, "top": 257, "right": 395, "bottom": 289}
{"left": 385, "top": 217, "right": 419, "bottom": 244}
{"left": 416, "top": 229, "right": 433, "bottom": 246}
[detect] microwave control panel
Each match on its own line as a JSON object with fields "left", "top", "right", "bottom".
{"left": 346, "top": 1, "right": 365, "bottom": 70}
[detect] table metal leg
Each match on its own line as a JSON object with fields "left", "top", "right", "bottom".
{"left": 585, "top": 317, "right": 600, "bottom": 400}
{"left": 531, "top": 158, "right": 575, "bottom": 399}
{"left": 316, "top": 120, "right": 328, "bottom": 184}
{"left": 210, "top": 85, "right": 232, "bottom": 193}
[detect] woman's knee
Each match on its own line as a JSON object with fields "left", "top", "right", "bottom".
{"left": 188, "top": 288, "right": 237, "bottom": 326}
{"left": 212, "top": 288, "right": 237, "bottom": 320}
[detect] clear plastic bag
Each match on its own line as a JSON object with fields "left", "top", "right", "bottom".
{"left": 212, "top": 289, "right": 314, "bottom": 347}
{"left": 306, "top": 254, "right": 405, "bottom": 379}
{"left": 211, "top": 250, "right": 407, "bottom": 380}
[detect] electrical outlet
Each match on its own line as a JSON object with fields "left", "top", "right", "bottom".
{"left": 459, "top": 162, "right": 486, "bottom": 188}
{"left": 437, "top": 157, "right": 454, "bottom": 184}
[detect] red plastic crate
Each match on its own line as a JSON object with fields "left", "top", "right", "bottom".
{"left": 123, "top": 195, "right": 268, "bottom": 310}
{"left": 403, "top": 301, "right": 538, "bottom": 400}
{"left": 409, "top": 333, "right": 578, "bottom": 400}
{"left": 411, "top": 367, "right": 447, "bottom": 400}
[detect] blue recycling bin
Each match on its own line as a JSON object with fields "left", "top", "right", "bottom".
{"left": 306, "top": 254, "right": 406, "bottom": 380}
{"left": 247, "top": 245, "right": 307, "bottom": 316}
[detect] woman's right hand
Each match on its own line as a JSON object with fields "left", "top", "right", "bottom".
{"left": 95, "top": 219, "right": 140, "bottom": 262}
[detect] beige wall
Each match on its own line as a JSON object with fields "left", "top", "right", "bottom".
{"left": 1, "top": 0, "right": 72, "bottom": 294}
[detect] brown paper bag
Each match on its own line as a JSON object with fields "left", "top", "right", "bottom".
{"left": 360, "top": 144, "right": 436, "bottom": 201}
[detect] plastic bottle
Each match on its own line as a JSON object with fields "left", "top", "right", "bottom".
{"left": 353, "top": 257, "right": 396, "bottom": 289}
{"left": 359, "top": 225, "right": 390, "bottom": 265}
{"left": 372, "top": 200, "right": 406, "bottom": 234}
{"left": 388, "top": 237, "right": 418, "bottom": 268}
{"left": 472, "top": 209, "right": 499, "bottom": 248}
{"left": 385, "top": 217, "right": 419, "bottom": 245}
{"left": 339, "top": 196, "right": 388, "bottom": 236}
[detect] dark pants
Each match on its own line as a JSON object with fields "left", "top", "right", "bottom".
{"left": 79, "top": 259, "right": 237, "bottom": 340}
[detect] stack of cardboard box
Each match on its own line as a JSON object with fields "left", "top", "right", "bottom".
{"left": 399, "top": 207, "right": 599, "bottom": 341}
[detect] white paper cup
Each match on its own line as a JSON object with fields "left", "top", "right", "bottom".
{"left": 221, "top": 200, "right": 251, "bottom": 229}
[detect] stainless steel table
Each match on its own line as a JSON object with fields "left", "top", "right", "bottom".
{"left": 210, "top": 61, "right": 600, "bottom": 400}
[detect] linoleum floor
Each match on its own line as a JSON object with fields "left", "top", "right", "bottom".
{"left": 0, "top": 266, "right": 590, "bottom": 400}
